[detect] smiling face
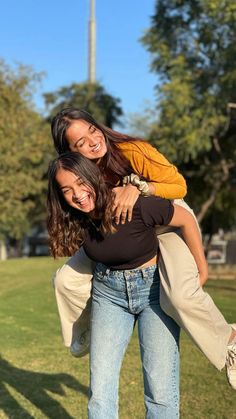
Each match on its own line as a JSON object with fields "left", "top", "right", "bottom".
{"left": 65, "top": 119, "right": 107, "bottom": 160}
{"left": 56, "top": 168, "right": 96, "bottom": 213}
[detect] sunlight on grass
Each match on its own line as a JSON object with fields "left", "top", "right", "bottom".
{"left": 0, "top": 257, "right": 235, "bottom": 418}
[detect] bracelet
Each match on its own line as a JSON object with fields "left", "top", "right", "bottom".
{"left": 123, "top": 173, "right": 151, "bottom": 196}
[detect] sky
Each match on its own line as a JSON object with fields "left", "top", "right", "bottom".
{"left": 1, "top": 0, "right": 157, "bottom": 121}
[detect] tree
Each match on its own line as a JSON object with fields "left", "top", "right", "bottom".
{"left": 44, "top": 81, "right": 123, "bottom": 128}
{"left": 141, "top": 0, "right": 236, "bottom": 233}
{"left": 125, "top": 101, "right": 156, "bottom": 139}
{"left": 0, "top": 60, "right": 52, "bottom": 252}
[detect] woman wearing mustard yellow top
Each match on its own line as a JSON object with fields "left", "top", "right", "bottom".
{"left": 50, "top": 107, "right": 236, "bottom": 389}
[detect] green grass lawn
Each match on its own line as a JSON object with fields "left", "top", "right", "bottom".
{"left": 0, "top": 257, "right": 235, "bottom": 419}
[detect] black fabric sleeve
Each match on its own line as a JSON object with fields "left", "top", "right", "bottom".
{"left": 139, "top": 196, "right": 174, "bottom": 227}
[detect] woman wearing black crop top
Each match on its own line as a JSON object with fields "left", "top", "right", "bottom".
{"left": 47, "top": 152, "right": 207, "bottom": 419}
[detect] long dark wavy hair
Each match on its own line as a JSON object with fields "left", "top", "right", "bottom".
{"left": 50, "top": 107, "right": 152, "bottom": 183}
{"left": 47, "top": 152, "right": 116, "bottom": 258}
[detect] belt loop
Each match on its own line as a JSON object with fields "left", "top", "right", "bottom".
{"left": 141, "top": 269, "right": 147, "bottom": 280}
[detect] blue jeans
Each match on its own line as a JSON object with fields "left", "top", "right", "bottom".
{"left": 88, "top": 263, "right": 180, "bottom": 419}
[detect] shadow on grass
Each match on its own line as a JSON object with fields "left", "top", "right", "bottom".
{"left": 0, "top": 356, "right": 88, "bottom": 418}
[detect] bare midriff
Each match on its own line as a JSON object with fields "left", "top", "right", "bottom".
{"left": 138, "top": 254, "right": 157, "bottom": 269}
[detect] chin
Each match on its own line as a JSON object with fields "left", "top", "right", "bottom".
{"left": 83, "top": 205, "right": 95, "bottom": 213}
{"left": 90, "top": 151, "right": 106, "bottom": 160}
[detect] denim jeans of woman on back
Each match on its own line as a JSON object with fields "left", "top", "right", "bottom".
{"left": 88, "top": 263, "right": 180, "bottom": 419}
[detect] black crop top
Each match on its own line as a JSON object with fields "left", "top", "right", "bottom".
{"left": 83, "top": 196, "right": 174, "bottom": 270}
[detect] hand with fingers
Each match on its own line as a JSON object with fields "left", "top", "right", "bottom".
{"left": 112, "top": 184, "right": 140, "bottom": 224}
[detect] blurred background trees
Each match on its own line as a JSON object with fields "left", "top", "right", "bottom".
{"left": 0, "top": 60, "right": 52, "bottom": 256}
{"left": 44, "top": 81, "right": 123, "bottom": 128}
{"left": 141, "top": 0, "right": 236, "bottom": 238}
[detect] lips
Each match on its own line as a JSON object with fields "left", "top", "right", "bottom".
{"left": 92, "top": 143, "right": 101, "bottom": 153}
{"left": 75, "top": 193, "right": 91, "bottom": 207}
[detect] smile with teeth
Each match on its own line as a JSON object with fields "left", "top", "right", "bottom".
{"left": 92, "top": 143, "right": 101, "bottom": 152}
{"left": 75, "top": 193, "right": 91, "bottom": 206}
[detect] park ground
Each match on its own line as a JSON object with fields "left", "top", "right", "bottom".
{"left": 0, "top": 257, "right": 235, "bottom": 419}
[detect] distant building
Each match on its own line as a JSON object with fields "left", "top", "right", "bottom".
{"left": 23, "top": 226, "right": 49, "bottom": 257}
{"left": 207, "top": 230, "right": 236, "bottom": 265}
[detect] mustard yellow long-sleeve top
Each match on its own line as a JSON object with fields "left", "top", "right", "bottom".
{"left": 117, "top": 141, "right": 187, "bottom": 199}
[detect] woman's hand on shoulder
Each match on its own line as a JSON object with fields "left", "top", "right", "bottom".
{"left": 112, "top": 184, "right": 140, "bottom": 224}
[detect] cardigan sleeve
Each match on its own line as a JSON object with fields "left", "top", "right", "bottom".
{"left": 117, "top": 141, "right": 187, "bottom": 199}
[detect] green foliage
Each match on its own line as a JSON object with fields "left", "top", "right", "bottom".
{"left": 125, "top": 101, "right": 157, "bottom": 139}
{"left": 44, "top": 81, "right": 123, "bottom": 128}
{"left": 0, "top": 60, "right": 52, "bottom": 240}
{"left": 141, "top": 0, "right": 236, "bottom": 231}
{"left": 0, "top": 257, "right": 235, "bottom": 418}
{"left": 142, "top": 0, "right": 236, "bottom": 161}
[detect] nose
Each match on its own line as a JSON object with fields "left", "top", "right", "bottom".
{"left": 72, "top": 192, "right": 78, "bottom": 202}
{"left": 72, "top": 186, "right": 80, "bottom": 200}
{"left": 88, "top": 135, "right": 97, "bottom": 147}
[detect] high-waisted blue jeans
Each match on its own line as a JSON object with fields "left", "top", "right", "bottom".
{"left": 88, "top": 263, "right": 180, "bottom": 419}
